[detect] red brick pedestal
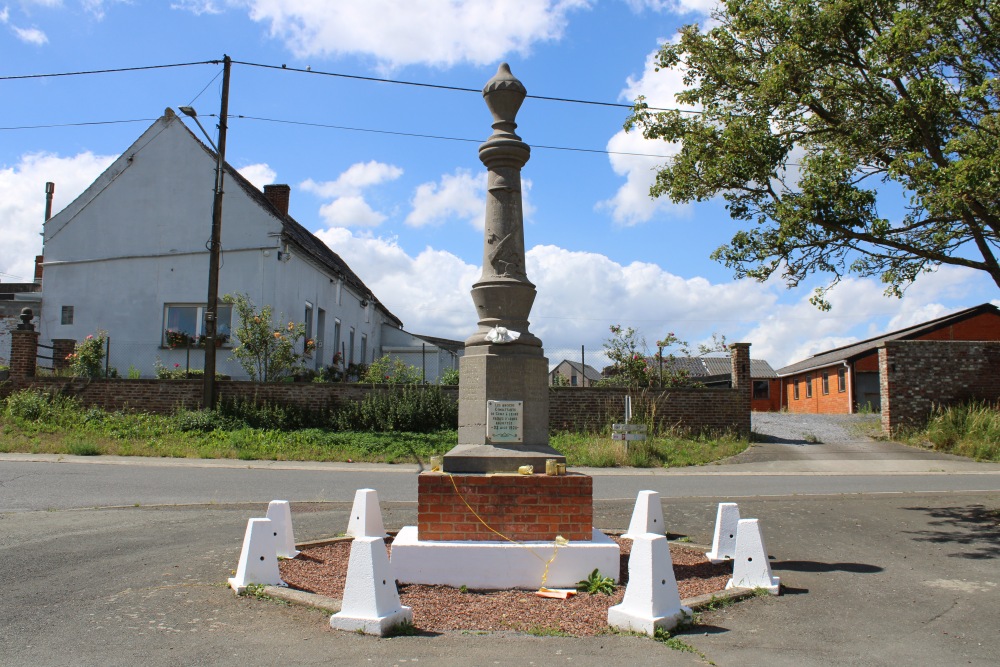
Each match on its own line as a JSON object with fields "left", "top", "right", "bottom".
{"left": 417, "top": 472, "right": 593, "bottom": 542}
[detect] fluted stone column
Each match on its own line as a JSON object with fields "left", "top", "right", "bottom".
{"left": 444, "top": 63, "right": 564, "bottom": 473}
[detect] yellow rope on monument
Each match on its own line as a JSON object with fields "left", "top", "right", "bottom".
{"left": 444, "top": 472, "right": 564, "bottom": 589}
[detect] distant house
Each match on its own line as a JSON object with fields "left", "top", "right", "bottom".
{"left": 549, "top": 360, "right": 602, "bottom": 387}
{"left": 777, "top": 303, "right": 1000, "bottom": 413}
{"left": 0, "top": 262, "right": 43, "bottom": 367}
{"left": 380, "top": 328, "right": 463, "bottom": 383}
{"left": 652, "top": 356, "right": 780, "bottom": 412}
{"left": 39, "top": 110, "right": 402, "bottom": 379}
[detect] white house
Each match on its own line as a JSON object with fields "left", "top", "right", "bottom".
{"left": 39, "top": 109, "right": 403, "bottom": 379}
{"left": 379, "top": 327, "right": 463, "bottom": 383}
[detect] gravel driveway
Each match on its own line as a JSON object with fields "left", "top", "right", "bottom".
{"left": 751, "top": 411, "right": 881, "bottom": 444}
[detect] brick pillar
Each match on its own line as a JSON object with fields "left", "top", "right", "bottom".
{"left": 10, "top": 329, "right": 39, "bottom": 379}
{"left": 52, "top": 339, "right": 77, "bottom": 372}
{"left": 729, "top": 343, "right": 752, "bottom": 436}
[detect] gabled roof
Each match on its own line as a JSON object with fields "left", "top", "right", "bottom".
{"left": 176, "top": 111, "right": 404, "bottom": 328}
{"left": 552, "top": 360, "right": 602, "bottom": 381}
{"left": 409, "top": 333, "right": 465, "bottom": 354}
{"left": 653, "top": 356, "right": 777, "bottom": 379}
{"left": 777, "top": 303, "right": 1000, "bottom": 376}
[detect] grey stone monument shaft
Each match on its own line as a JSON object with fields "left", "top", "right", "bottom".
{"left": 444, "top": 63, "right": 565, "bottom": 474}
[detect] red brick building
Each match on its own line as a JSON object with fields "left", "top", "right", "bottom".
{"left": 777, "top": 303, "right": 1000, "bottom": 414}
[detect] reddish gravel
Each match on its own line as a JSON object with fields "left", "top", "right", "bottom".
{"left": 279, "top": 536, "right": 730, "bottom": 636}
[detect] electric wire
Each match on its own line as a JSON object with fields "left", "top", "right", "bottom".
{"left": 230, "top": 59, "right": 693, "bottom": 114}
{"left": 187, "top": 68, "right": 224, "bottom": 107}
{"left": 0, "top": 119, "right": 159, "bottom": 131}
{"left": 0, "top": 60, "right": 220, "bottom": 81}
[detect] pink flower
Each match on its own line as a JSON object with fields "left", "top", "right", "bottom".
{"left": 86, "top": 335, "right": 94, "bottom": 340}
{"left": 174, "top": 363, "right": 180, "bottom": 368}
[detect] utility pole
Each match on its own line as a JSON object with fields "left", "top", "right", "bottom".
{"left": 203, "top": 54, "right": 231, "bottom": 410}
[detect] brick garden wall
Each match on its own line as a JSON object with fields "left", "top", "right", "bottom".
{"left": 879, "top": 340, "right": 1000, "bottom": 432}
{"left": 2, "top": 331, "right": 751, "bottom": 435}
{"left": 0, "top": 378, "right": 750, "bottom": 435}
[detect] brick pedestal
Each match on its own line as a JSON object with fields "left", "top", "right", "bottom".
{"left": 417, "top": 472, "right": 593, "bottom": 542}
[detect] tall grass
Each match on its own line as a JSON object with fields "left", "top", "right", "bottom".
{"left": 913, "top": 401, "right": 1000, "bottom": 462}
{"left": 1, "top": 388, "right": 746, "bottom": 467}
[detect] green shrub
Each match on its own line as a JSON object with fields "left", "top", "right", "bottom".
{"left": 438, "top": 367, "right": 460, "bottom": 386}
{"left": 332, "top": 386, "right": 457, "bottom": 432}
{"left": 217, "top": 397, "right": 325, "bottom": 431}
{"left": 918, "top": 401, "right": 1000, "bottom": 461}
{"left": 67, "top": 331, "right": 108, "bottom": 378}
{"left": 4, "top": 389, "right": 80, "bottom": 422}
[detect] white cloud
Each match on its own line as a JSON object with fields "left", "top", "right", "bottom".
{"left": 235, "top": 0, "right": 590, "bottom": 68}
{"left": 237, "top": 163, "right": 277, "bottom": 190}
{"left": 598, "top": 42, "right": 699, "bottom": 225}
{"left": 301, "top": 161, "right": 402, "bottom": 228}
{"left": 624, "top": 0, "right": 716, "bottom": 14}
{"left": 301, "top": 161, "right": 403, "bottom": 199}
{"left": 739, "top": 265, "right": 996, "bottom": 369}
{"left": 81, "top": 0, "right": 128, "bottom": 20}
{"left": 12, "top": 25, "right": 48, "bottom": 44}
{"left": 313, "top": 228, "right": 479, "bottom": 335}
{"left": 170, "top": 0, "right": 222, "bottom": 15}
{"left": 0, "top": 151, "right": 115, "bottom": 281}
{"left": 317, "top": 196, "right": 387, "bottom": 228}
{"left": 405, "top": 169, "right": 483, "bottom": 228}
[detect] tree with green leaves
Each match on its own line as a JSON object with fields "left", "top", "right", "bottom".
{"left": 627, "top": 0, "right": 1000, "bottom": 308}
{"left": 223, "top": 293, "right": 313, "bottom": 382}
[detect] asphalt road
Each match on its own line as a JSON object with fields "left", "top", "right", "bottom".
{"left": 1, "top": 426, "right": 998, "bottom": 666}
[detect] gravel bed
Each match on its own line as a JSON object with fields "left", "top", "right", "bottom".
{"left": 279, "top": 536, "right": 730, "bottom": 636}
{"left": 752, "top": 412, "right": 881, "bottom": 444}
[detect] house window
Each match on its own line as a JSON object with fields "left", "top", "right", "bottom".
{"left": 333, "top": 319, "right": 341, "bottom": 363}
{"left": 162, "top": 304, "right": 232, "bottom": 347}
{"left": 793, "top": 381, "right": 799, "bottom": 400}
{"left": 360, "top": 334, "right": 367, "bottom": 365}
{"left": 349, "top": 327, "right": 355, "bottom": 365}
{"left": 822, "top": 370, "right": 829, "bottom": 395}
{"left": 753, "top": 380, "right": 769, "bottom": 399}
{"left": 838, "top": 367, "right": 846, "bottom": 392}
{"left": 304, "top": 302, "right": 313, "bottom": 356}
{"left": 61, "top": 305, "right": 74, "bottom": 325}
{"left": 571, "top": 375, "right": 578, "bottom": 387}
{"left": 805, "top": 374, "right": 813, "bottom": 398}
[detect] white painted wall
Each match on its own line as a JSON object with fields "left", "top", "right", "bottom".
{"left": 40, "top": 113, "right": 397, "bottom": 379}
{"left": 379, "top": 326, "right": 462, "bottom": 383}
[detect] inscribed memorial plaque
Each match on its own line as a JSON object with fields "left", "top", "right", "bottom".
{"left": 487, "top": 400, "right": 523, "bottom": 443}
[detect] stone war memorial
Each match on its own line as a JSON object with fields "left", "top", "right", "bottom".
{"left": 390, "top": 63, "right": 620, "bottom": 590}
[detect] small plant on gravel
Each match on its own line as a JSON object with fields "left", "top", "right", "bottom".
{"left": 525, "top": 625, "right": 572, "bottom": 637}
{"left": 802, "top": 432, "right": 820, "bottom": 444}
{"left": 576, "top": 568, "right": 616, "bottom": 595}
{"left": 385, "top": 619, "right": 419, "bottom": 637}
{"left": 459, "top": 584, "right": 468, "bottom": 594}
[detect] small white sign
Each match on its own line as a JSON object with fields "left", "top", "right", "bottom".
{"left": 487, "top": 400, "right": 523, "bottom": 443}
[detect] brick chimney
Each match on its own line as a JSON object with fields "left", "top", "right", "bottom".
{"left": 34, "top": 255, "right": 43, "bottom": 283}
{"left": 263, "top": 184, "right": 291, "bottom": 216}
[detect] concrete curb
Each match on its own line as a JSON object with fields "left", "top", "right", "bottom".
{"left": 261, "top": 586, "right": 342, "bottom": 613}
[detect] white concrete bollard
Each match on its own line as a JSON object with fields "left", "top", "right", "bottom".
{"left": 607, "top": 534, "right": 692, "bottom": 636}
{"left": 346, "top": 488, "right": 388, "bottom": 539}
{"left": 706, "top": 502, "right": 741, "bottom": 563}
{"left": 266, "top": 500, "right": 300, "bottom": 559}
{"left": 726, "top": 518, "right": 780, "bottom": 595}
{"left": 228, "top": 517, "right": 285, "bottom": 594}
{"left": 330, "top": 536, "right": 413, "bottom": 636}
{"left": 622, "top": 490, "right": 666, "bottom": 539}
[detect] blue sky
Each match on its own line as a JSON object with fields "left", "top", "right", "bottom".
{"left": 2, "top": 0, "right": 997, "bottom": 369}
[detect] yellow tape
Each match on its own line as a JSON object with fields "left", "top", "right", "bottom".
{"left": 445, "top": 472, "right": 562, "bottom": 589}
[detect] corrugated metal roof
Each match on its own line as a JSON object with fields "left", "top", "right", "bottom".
{"left": 655, "top": 356, "right": 777, "bottom": 379}
{"left": 553, "top": 359, "right": 603, "bottom": 381}
{"left": 776, "top": 303, "right": 1000, "bottom": 376}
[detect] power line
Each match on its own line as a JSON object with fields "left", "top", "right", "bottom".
{"left": 0, "top": 58, "right": 693, "bottom": 115}
{"left": 236, "top": 114, "right": 677, "bottom": 159}
{"left": 0, "top": 60, "right": 220, "bottom": 81}
{"left": 0, "top": 119, "right": 159, "bottom": 131}
{"left": 230, "top": 59, "right": 693, "bottom": 114}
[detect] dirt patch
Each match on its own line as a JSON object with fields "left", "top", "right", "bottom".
{"left": 279, "top": 536, "right": 730, "bottom": 636}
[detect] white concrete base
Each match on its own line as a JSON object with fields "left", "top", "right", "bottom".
{"left": 607, "top": 534, "right": 691, "bottom": 636}
{"left": 622, "top": 490, "right": 665, "bottom": 539}
{"left": 726, "top": 518, "right": 780, "bottom": 595}
{"left": 707, "top": 502, "right": 741, "bottom": 564}
{"left": 228, "top": 517, "right": 285, "bottom": 594}
{"left": 346, "top": 488, "right": 388, "bottom": 539}
{"left": 390, "top": 527, "right": 620, "bottom": 590}
{"left": 266, "top": 500, "right": 300, "bottom": 559}
{"left": 329, "top": 536, "right": 412, "bottom": 636}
